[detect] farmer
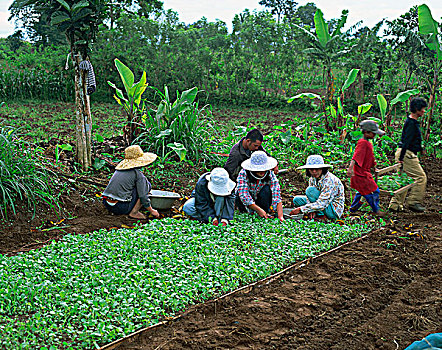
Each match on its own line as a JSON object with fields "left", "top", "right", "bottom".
{"left": 236, "top": 151, "right": 284, "bottom": 222}
{"left": 347, "top": 120, "right": 385, "bottom": 216}
{"left": 102, "top": 145, "right": 160, "bottom": 220}
{"left": 389, "top": 97, "right": 428, "bottom": 213}
{"left": 182, "top": 168, "right": 236, "bottom": 226}
{"left": 290, "top": 155, "right": 344, "bottom": 220}
{"left": 224, "top": 128, "right": 278, "bottom": 181}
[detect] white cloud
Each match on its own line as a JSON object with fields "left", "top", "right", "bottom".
{"left": 1, "top": 0, "right": 442, "bottom": 38}
{"left": 0, "top": 10, "right": 14, "bottom": 37}
{"left": 163, "top": 0, "right": 264, "bottom": 25}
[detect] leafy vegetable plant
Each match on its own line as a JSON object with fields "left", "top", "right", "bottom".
{"left": 0, "top": 215, "right": 373, "bottom": 349}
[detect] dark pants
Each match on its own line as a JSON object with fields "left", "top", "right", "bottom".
{"left": 350, "top": 188, "right": 380, "bottom": 213}
{"left": 236, "top": 184, "right": 272, "bottom": 213}
{"left": 103, "top": 188, "right": 138, "bottom": 215}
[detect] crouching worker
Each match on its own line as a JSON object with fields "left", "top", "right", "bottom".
{"left": 183, "top": 168, "right": 236, "bottom": 226}
{"left": 290, "top": 155, "right": 344, "bottom": 221}
{"left": 102, "top": 145, "right": 160, "bottom": 220}
{"left": 236, "top": 151, "right": 284, "bottom": 222}
{"left": 347, "top": 120, "right": 385, "bottom": 216}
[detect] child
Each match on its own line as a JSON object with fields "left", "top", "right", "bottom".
{"left": 347, "top": 120, "right": 385, "bottom": 216}
{"left": 389, "top": 97, "right": 427, "bottom": 212}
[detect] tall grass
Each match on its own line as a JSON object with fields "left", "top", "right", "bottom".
{"left": 0, "top": 63, "right": 73, "bottom": 101}
{"left": 0, "top": 125, "right": 59, "bottom": 219}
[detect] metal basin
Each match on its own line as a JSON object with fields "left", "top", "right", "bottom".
{"left": 149, "top": 190, "right": 181, "bottom": 210}
{"left": 283, "top": 208, "right": 303, "bottom": 220}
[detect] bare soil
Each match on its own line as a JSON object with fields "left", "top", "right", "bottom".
{"left": 112, "top": 158, "right": 442, "bottom": 350}
{"left": 0, "top": 106, "right": 441, "bottom": 349}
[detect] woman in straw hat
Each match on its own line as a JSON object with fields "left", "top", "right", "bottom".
{"left": 183, "top": 167, "right": 236, "bottom": 226}
{"left": 290, "top": 155, "right": 344, "bottom": 220}
{"left": 102, "top": 145, "right": 159, "bottom": 220}
{"left": 236, "top": 151, "right": 284, "bottom": 222}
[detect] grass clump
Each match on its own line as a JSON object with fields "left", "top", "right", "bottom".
{"left": 0, "top": 214, "right": 373, "bottom": 349}
{"left": 0, "top": 125, "right": 59, "bottom": 219}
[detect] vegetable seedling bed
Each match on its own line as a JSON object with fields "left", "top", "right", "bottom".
{"left": 375, "top": 164, "right": 415, "bottom": 196}
{"left": 0, "top": 215, "right": 374, "bottom": 349}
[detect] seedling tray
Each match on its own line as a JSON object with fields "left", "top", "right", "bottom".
{"left": 375, "top": 164, "right": 415, "bottom": 197}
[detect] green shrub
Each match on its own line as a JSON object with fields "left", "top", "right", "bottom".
{"left": 135, "top": 86, "right": 218, "bottom": 164}
{"left": 0, "top": 125, "right": 59, "bottom": 219}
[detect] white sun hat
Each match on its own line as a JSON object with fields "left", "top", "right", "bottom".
{"left": 297, "top": 155, "right": 332, "bottom": 170}
{"left": 241, "top": 151, "right": 278, "bottom": 172}
{"left": 205, "top": 168, "right": 236, "bottom": 196}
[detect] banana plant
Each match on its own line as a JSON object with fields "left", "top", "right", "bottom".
{"left": 294, "top": 9, "right": 358, "bottom": 102}
{"left": 9, "top": 0, "right": 108, "bottom": 170}
{"left": 377, "top": 88, "right": 419, "bottom": 128}
{"left": 418, "top": 4, "right": 442, "bottom": 140}
{"left": 150, "top": 86, "right": 198, "bottom": 129}
{"left": 108, "top": 58, "right": 148, "bottom": 145}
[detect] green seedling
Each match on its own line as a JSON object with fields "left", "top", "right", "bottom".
{"left": 0, "top": 214, "right": 374, "bottom": 349}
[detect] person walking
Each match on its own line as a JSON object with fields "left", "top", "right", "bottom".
{"left": 347, "top": 120, "right": 385, "bottom": 216}
{"left": 389, "top": 97, "right": 428, "bottom": 213}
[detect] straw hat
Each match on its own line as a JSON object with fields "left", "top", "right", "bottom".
{"left": 297, "top": 155, "right": 332, "bottom": 169}
{"left": 241, "top": 151, "right": 278, "bottom": 172}
{"left": 205, "top": 168, "right": 236, "bottom": 196}
{"left": 116, "top": 145, "right": 157, "bottom": 170}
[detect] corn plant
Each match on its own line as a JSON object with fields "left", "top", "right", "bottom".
{"left": 135, "top": 86, "right": 216, "bottom": 164}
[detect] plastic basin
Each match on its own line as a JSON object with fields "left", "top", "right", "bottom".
{"left": 282, "top": 208, "right": 303, "bottom": 220}
{"left": 149, "top": 190, "right": 181, "bottom": 210}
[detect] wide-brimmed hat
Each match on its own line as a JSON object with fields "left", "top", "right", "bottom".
{"left": 241, "top": 151, "right": 278, "bottom": 172}
{"left": 116, "top": 145, "right": 157, "bottom": 170}
{"left": 360, "top": 120, "right": 385, "bottom": 135}
{"left": 205, "top": 168, "right": 236, "bottom": 196}
{"left": 297, "top": 155, "right": 332, "bottom": 170}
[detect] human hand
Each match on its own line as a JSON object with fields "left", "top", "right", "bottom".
{"left": 307, "top": 212, "right": 316, "bottom": 220}
{"left": 346, "top": 168, "right": 354, "bottom": 177}
{"left": 149, "top": 208, "right": 160, "bottom": 218}
{"left": 257, "top": 208, "right": 268, "bottom": 218}
{"left": 290, "top": 207, "right": 302, "bottom": 215}
{"left": 273, "top": 165, "right": 279, "bottom": 174}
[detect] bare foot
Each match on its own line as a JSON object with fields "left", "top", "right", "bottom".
{"left": 129, "top": 211, "right": 147, "bottom": 220}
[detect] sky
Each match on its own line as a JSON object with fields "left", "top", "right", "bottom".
{"left": 1, "top": 0, "right": 442, "bottom": 38}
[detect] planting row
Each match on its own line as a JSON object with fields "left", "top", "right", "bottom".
{"left": 0, "top": 215, "right": 373, "bottom": 349}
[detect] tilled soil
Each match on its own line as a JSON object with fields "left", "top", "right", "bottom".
{"left": 0, "top": 129, "right": 440, "bottom": 349}
{"left": 109, "top": 159, "right": 442, "bottom": 350}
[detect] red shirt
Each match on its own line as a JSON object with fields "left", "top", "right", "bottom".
{"left": 350, "top": 138, "right": 378, "bottom": 195}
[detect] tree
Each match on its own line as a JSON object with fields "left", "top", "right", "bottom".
{"left": 294, "top": 2, "right": 316, "bottom": 27}
{"left": 259, "top": 0, "right": 297, "bottom": 23}
{"left": 6, "top": 30, "right": 24, "bottom": 52}
{"left": 10, "top": 0, "right": 108, "bottom": 170}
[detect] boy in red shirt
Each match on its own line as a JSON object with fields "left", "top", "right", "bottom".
{"left": 347, "top": 120, "right": 385, "bottom": 216}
